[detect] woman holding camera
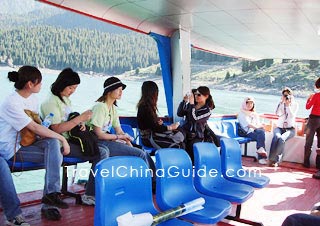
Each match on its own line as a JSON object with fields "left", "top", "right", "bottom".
{"left": 177, "top": 86, "right": 214, "bottom": 162}
{"left": 268, "top": 87, "right": 299, "bottom": 167}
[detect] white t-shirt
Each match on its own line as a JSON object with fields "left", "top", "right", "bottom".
{"left": 0, "top": 91, "right": 38, "bottom": 160}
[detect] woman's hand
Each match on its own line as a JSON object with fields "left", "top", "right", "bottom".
{"left": 168, "top": 122, "right": 180, "bottom": 130}
{"left": 79, "top": 122, "right": 86, "bottom": 131}
{"left": 61, "top": 137, "right": 70, "bottom": 155}
{"left": 183, "top": 93, "right": 189, "bottom": 102}
{"left": 189, "top": 93, "right": 195, "bottom": 104}
{"left": 117, "top": 134, "right": 133, "bottom": 146}
{"left": 79, "top": 110, "right": 92, "bottom": 122}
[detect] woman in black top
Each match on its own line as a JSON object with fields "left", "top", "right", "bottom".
{"left": 177, "top": 86, "right": 215, "bottom": 162}
{"left": 137, "top": 81, "right": 183, "bottom": 149}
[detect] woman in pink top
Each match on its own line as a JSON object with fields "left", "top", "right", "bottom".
{"left": 304, "top": 77, "right": 320, "bottom": 179}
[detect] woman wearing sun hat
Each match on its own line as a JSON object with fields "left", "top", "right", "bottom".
{"left": 89, "top": 76, "right": 155, "bottom": 170}
{"left": 238, "top": 96, "right": 268, "bottom": 164}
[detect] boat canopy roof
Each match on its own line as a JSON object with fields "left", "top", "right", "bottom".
{"left": 39, "top": 0, "right": 320, "bottom": 60}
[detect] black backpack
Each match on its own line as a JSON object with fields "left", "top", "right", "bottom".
{"left": 67, "top": 112, "right": 100, "bottom": 157}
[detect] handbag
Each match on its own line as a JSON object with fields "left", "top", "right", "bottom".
{"left": 20, "top": 109, "right": 42, "bottom": 146}
{"left": 237, "top": 125, "right": 248, "bottom": 137}
{"left": 151, "top": 130, "right": 185, "bottom": 149}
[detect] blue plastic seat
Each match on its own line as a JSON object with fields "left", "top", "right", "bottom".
{"left": 220, "top": 138, "right": 270, "bottom": 188}
{"left": 194, "top": 142, "right": 264, "bottom": 226}
{"left": 7, "top": 160, "right": 45, "bottom": 171}
{"left": 194, "top": 142, "right": 254, "bottom": 203}
{"left": 220, "top": 121, "right": 255, "bottom": 160}
{"left": 155, "top": 148, "right": 232, "bottom": 224}
{"left": 222, "top": 121, "right": 252, "bottom": 144}
{"left": 94, "top": 156, "right": 192, "bottom": 226}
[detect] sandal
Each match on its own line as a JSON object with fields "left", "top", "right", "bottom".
{"left": 41, "top": 206, "right": 61, "bottom": 221}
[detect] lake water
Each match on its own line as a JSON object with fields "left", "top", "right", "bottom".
{"left": 0, "top": 67, "right": 311, "bottom": 193}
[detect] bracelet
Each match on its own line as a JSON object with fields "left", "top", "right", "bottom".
{"left": 115, "top": 134, "right": 118, "bottom": 140}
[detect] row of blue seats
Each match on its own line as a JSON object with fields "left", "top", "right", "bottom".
{"left": 208, "top": 119, "right": 256, "bottom": 159}
{"left": 95, "top": 137, "right": 270, "bottom": 226}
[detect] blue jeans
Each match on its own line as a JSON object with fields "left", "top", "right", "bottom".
{"left": 66, "top": 142, "right": 109, "bottom": 196}
{"left": 269, "top": 127, "right": 295, "bottom": 163}
{"left": 0, "top": 157, "right": 21, "bottom": 221}
{"left": 246, "top": 128, "right": 266, "bottom": 160}
{"left": 281, "top": 213, "right": 320, "bottom": 226}
{"left": 13, "top": 138, "right": 63, "bottom": 195}
{"left": 98, "top": 140, "right": 155, "bottom": 172}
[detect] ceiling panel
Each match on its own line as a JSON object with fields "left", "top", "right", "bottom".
{"left": 39, "top": 0, "right": 320, "bottom": 60}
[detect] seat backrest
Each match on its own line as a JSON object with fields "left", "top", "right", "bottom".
{"left": 207, "top": 120, "right": 223, "bottom": 136}
{"left": 94, "top": 156, "right": 156, "bottom": 226}
{"left": 121, "top": 124, "right": 135, "bottom": 141}
{"left": 234, "top": 121, "right": 242, "bottom": 137}
{"left": 193, "top": 142, "right": 222, "bottom": 188}
{"left": 155, "top": 148, "right": 201, "bottom": 210}
{"left": 220, "top": 137, "right": 244, "bottom": 174}
{"left": 221, "top": 121, "right": 237, "bottom": 138}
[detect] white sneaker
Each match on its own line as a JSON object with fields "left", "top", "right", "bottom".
{"left": 81, "top": 194, "right": 95, "bottom": 205}
{"left": 6, "top": 215, "right": 30, "bottom": 226}
{"left": 256, "top": 147, "right": 268, "bottom": 157}
{"left": 258, "top": 159, "right": 267, "bottom": 165}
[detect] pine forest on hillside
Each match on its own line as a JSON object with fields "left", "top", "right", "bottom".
{"left": 0, "top": 26, "right": 159, "bottom": 74}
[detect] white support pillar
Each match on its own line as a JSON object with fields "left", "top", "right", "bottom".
{"left": 171, "top": 28, "right": 191, "bottom": 122}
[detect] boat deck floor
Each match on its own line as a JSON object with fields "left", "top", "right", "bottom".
{"left": 1, "top": 157, "right": 319, "bottom": 226}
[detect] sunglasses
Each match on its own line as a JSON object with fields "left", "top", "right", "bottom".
{"left": 194, "top": 92, "right": 202, "bottom": 97}
{"left": 246, "top": 101, "right": 253, "bottom": 104}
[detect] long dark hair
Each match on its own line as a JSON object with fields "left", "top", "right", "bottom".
{"left": 51, "top": 68, "right": 80, "bottom": 103}
{"left": 315, "top": 78, "right": 320, "bottom": 89}
{"left": 137, "top": 81, "right": 159, "bottom": 120}
{"left": 8, "top": 65, "right": 42, "bottom": 90}
{"left": 197, "top": 86, "right": 215, "bottom": 110}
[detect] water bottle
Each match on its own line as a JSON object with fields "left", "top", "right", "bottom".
{"left": 42, "top": 113, "right": 54, "bottom": 128}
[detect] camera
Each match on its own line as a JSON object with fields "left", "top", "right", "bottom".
{"left": 284, "top": 94, "right": 291, "bottom": 101}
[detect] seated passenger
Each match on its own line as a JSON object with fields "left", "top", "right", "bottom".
{"left": 41, "top": 68, "right": 109, "bottom": 206}
{"left": 137, "top": 81, "right": 184, "bottom": 149}
{"left": 177, "top": 86, "right": 214, "bottom": 162}
{"left": 88, "top": 77, "right": 155, "bottom": 171}
{"left": 268, "top": 87, "right": 299, "bottom": 167}
{"left": 0, "top": 66, "right": 70, "bottom": 225}
{"left": 238, "top": 97, "right": 268, "bottom": 165}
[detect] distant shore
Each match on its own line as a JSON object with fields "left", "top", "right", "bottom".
{"left": 0, "top": 65, "right": 309, "bottom": 98}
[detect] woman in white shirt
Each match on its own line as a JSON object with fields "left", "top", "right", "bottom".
{"left": 0, "top": 66, "right": 70, "bottom": 225}
{"left": 238, "top": 97, "right": 268, "bottom": 164}
{"left": 269, "top": 88, "right": 299, "bottom": 167}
